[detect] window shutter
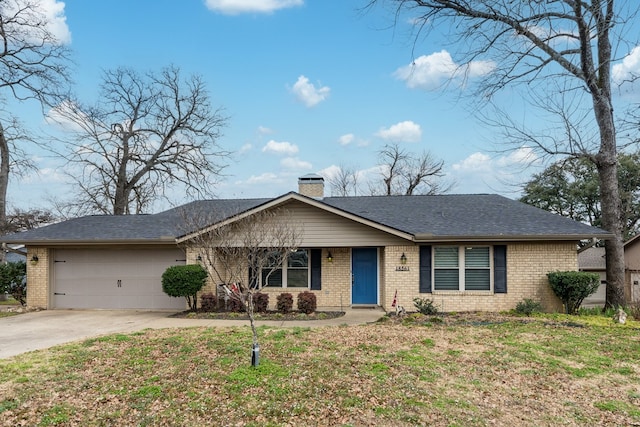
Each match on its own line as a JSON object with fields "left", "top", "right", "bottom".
{"left": 493, "top": 245, "right": 507, "bottom": 293}
{"left": 310, "top": 249, "right": 322, "bottom": 290}
{"left": 419, "top": 246, "right": 432, "bottom": 293}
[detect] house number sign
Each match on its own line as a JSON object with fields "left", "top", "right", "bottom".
{"left": 395, "top": 266, "right": 410, "bottom": 271}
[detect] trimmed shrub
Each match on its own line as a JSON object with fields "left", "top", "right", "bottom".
{"left": 514, "top": 298, "right": 543, "bottom": 316}
{"left": 0, "top": 261, "right": 26, "bottom": 306}
{"left": 161, "top": 264, "right": 208, "bottom": 311}
{"left": 252, "top": 292, "right": 269, "bottom": 313}
{"left": 227, "top": 297, "right": 245, "bottom": 312}
{"left": 276, "top": 293, "right": 293, "bottom": 314}
{"left": 413, "top": 297, "right": 438, "bottom": 315}
{"left": 200, "top": 292, "right": 216, "bottom": 312}
{"left": 547, "top": 271, "right": 600, "bottom": 314}
{"left": 297, "top": 291, "right": 317, "bottom": 314}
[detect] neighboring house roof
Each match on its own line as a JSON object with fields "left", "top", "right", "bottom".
{"left": 0, "top": 193, "right": 612, "bottom": 245}
{"left": 578, "top": 247, "right": 606, "bottom": 271}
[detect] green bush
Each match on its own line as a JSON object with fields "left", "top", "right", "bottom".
{"left": 547, "top": 271, "right": 600, "bottom": 314}
{"left": 297, "top": 291, "right": 317, "bottom": 314}
{"left": 252, "top": 292, "right": 269, "bottom": 313}
{"left": 413, "top": 297, "right": 438, "bottom": 315}
{"left": 514, "top": 298, "right": 543, "bottom": 316}
{"left": 0, "top": 262, "right": 26, "bottom": 306}
{"left": 276, "top": 293, "right": 293, "bottom": 314}
{"left": 161, "top": 264, "right": 207, "bottom": 311}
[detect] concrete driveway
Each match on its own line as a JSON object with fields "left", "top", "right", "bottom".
{"left": 0, "top": 308, "right": 385, "bottom": 359}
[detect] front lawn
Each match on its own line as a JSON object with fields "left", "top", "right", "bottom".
{"left": 1, "top": 313, "right": 639, "bottom": 426}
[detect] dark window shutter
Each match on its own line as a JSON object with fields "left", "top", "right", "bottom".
{"left": 419, "top": 245, "right": 432, "bottom": 293}
{"left": 310, "top": 249, "right": 322, "bottom": 290}
{"left": 494, "top": 245, "right": 507, "bottom": 294}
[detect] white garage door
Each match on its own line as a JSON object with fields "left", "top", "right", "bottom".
{"left": 52, "top": 248, "right": 187, "bottom": 310}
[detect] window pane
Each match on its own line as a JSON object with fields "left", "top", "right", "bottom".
{"left": 262, "top": 268, "right": 282, "bottom": 287}
{"left": 288, "top": 250, "right": 308, "bottom": 268}
{"left": 435, "top": 247, "right": 458, "bottom": 267}
{"left": 287, "top": 269, "right": 308, "bottom": 287}
{"left": 465, "top": 247, "right": 489, "bottom": 268}
{"left": 434, "top": 269, "right": 459, "bottom": 290}
{"left": 465, "top": 269, "right": 490, "bottom": 290}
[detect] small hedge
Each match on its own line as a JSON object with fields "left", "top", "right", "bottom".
{"left": 200, "top": 292, "right": 216, "bottom": 312}
{"left": 252, "top": 292, "right": 269, "bottom": 313}
{"left": 276, "top": 293, "right": 293, "bottom": 314}
{"left": 161, "top": 264, "right": 208, "bottom": 311}
{"left": 297, "top": 291, "right": 317, "bottom": 314}
{"left": 547, "top": 271, "right": 600, "bottom": 315}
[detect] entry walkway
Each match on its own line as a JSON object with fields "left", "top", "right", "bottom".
{"left": 0, "top": 307, "right": 386, "bottom": 359}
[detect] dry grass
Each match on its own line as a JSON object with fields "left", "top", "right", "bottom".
{"left": 1, "top": 312, "right": 639, "bottom": 426}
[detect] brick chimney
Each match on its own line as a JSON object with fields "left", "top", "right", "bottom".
{"left": 298, "top": 174, "right": 324, "bottom": 198}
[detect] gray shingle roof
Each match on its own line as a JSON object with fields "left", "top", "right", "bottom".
{"left": 0, "top": 193, "right": 611, "bottom": 245}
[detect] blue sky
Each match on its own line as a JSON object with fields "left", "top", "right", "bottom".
{"left": 8, "top": 0, "right": 640, "bottom": 210}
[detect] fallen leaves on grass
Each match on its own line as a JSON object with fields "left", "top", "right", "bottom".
{"left": 1, "top": 313, "right": 639, "bottom": 426}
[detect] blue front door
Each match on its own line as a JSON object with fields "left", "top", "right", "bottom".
{"left": 352, "top": 248, "right": 378, "bottom": 304}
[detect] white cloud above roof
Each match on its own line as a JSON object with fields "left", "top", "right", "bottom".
{"left": 204, "top": 0, "right": 303, "bottom": 15}
{"left": 394, "top": 50, "right": 494, "bottom": 90}
{"left": 290, "top": 75, "right": 330, "bottom": 108}
{"left": 338, "top": 133, "right": 355, "bottom": 146}
{"left": 262, "top": 140, "right": 299, "bottom": 155}
{"left": 375, "top": 120, "right": 422, "bottom": 143}
{"left": 281, "top": 157, "right": 312, "bottom": 170}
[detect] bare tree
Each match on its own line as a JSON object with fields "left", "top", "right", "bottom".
{"left": 369, "top": 0, "right": 631, "bottom": 308}
{"left": 328, "top": 164, "right": 359, "bottom": 196}
{"left": 180, "top": 207, "right": 302, "bottom": 366}
{"left": 0, "top": 1, "right": 71, "bottom": 231}
{"left": 49, "top": 65, "right": 228, "bottom": 215}
{"left": 1, "top": 207, "right": 55, "bottom": 234}
{"left": 375, "top": 143, "right": 449, "bottom": 195}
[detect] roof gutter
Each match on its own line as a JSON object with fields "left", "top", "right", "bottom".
{"left": 413, "top": 233, "right": 614, "bottom": 243}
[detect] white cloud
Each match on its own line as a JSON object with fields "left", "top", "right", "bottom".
{"left": 452, "top": 152, "right": 493, "bottom": 172}
{"left": 375, "top": 120, "right": 422, "bottom": 143}
{"left": 238, "top": 143, "right": 252, "bottom": 154}
{"left": 613, "top": 46, "right": 640, "bottom": 85}
{"left": 40, "top": 0, "right": 71, "bottom": 44}
{"left": 290, "top": 75, "right": 330, "bottom": 108}
{"left": 257, "top": 125, "right": 274, "bottom": 135}
{"left": 245, "top": 172, "right": 279, "bottom": 184}
{"left": 44, "top": 100, "right": 87, "bottom": 132}
{"left": 450, "top": 148, "right": 540, "bottom": 194}
{"left": 4, "top": 0, "right": 72, "bottom": 45}
{"left": 281, "top": 157, "right": 312, "bottom": 170}
{"left": 496, "top": 146, "right": 538, "bottom": 167}
{"left": 262, "top": 140, "right": 299, "bottom": 155}
{"left": 338, "top": 133, "right": 355, "bottom": 146}
{"left": 394, "top": 50, "right": 494, "bottom": 90}
{"left": 204, "top": 0, "right": 303, "bottom": 15}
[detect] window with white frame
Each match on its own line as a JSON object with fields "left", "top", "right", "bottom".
{"left": 262, "top": 249, "right": 309, "bottom": 288}
{"left": 433, "top": 246, "right": 491, "bottom": 291}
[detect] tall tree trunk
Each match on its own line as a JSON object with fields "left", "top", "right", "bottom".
{"left": 0, "top": 123, "right": 9, "bottom": 231}
{"left": 592, "top": 93, "right": 625, "bottom": 309}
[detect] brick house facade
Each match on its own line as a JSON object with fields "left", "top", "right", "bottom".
{"left": 4, "top": 175, "right": 610, "bottom": 313}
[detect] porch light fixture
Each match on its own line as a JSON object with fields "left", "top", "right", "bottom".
{"left": 326, "top": 251, "right": 333, "bottom": 263}
{"left": 30, "top": 255, "right": 39, "bottom": 266}
{"left": 196, "top": 255, "right": 202, "bottom": 262}
{"left": 400, "top": 253, "right": 407, "bottom": 265}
